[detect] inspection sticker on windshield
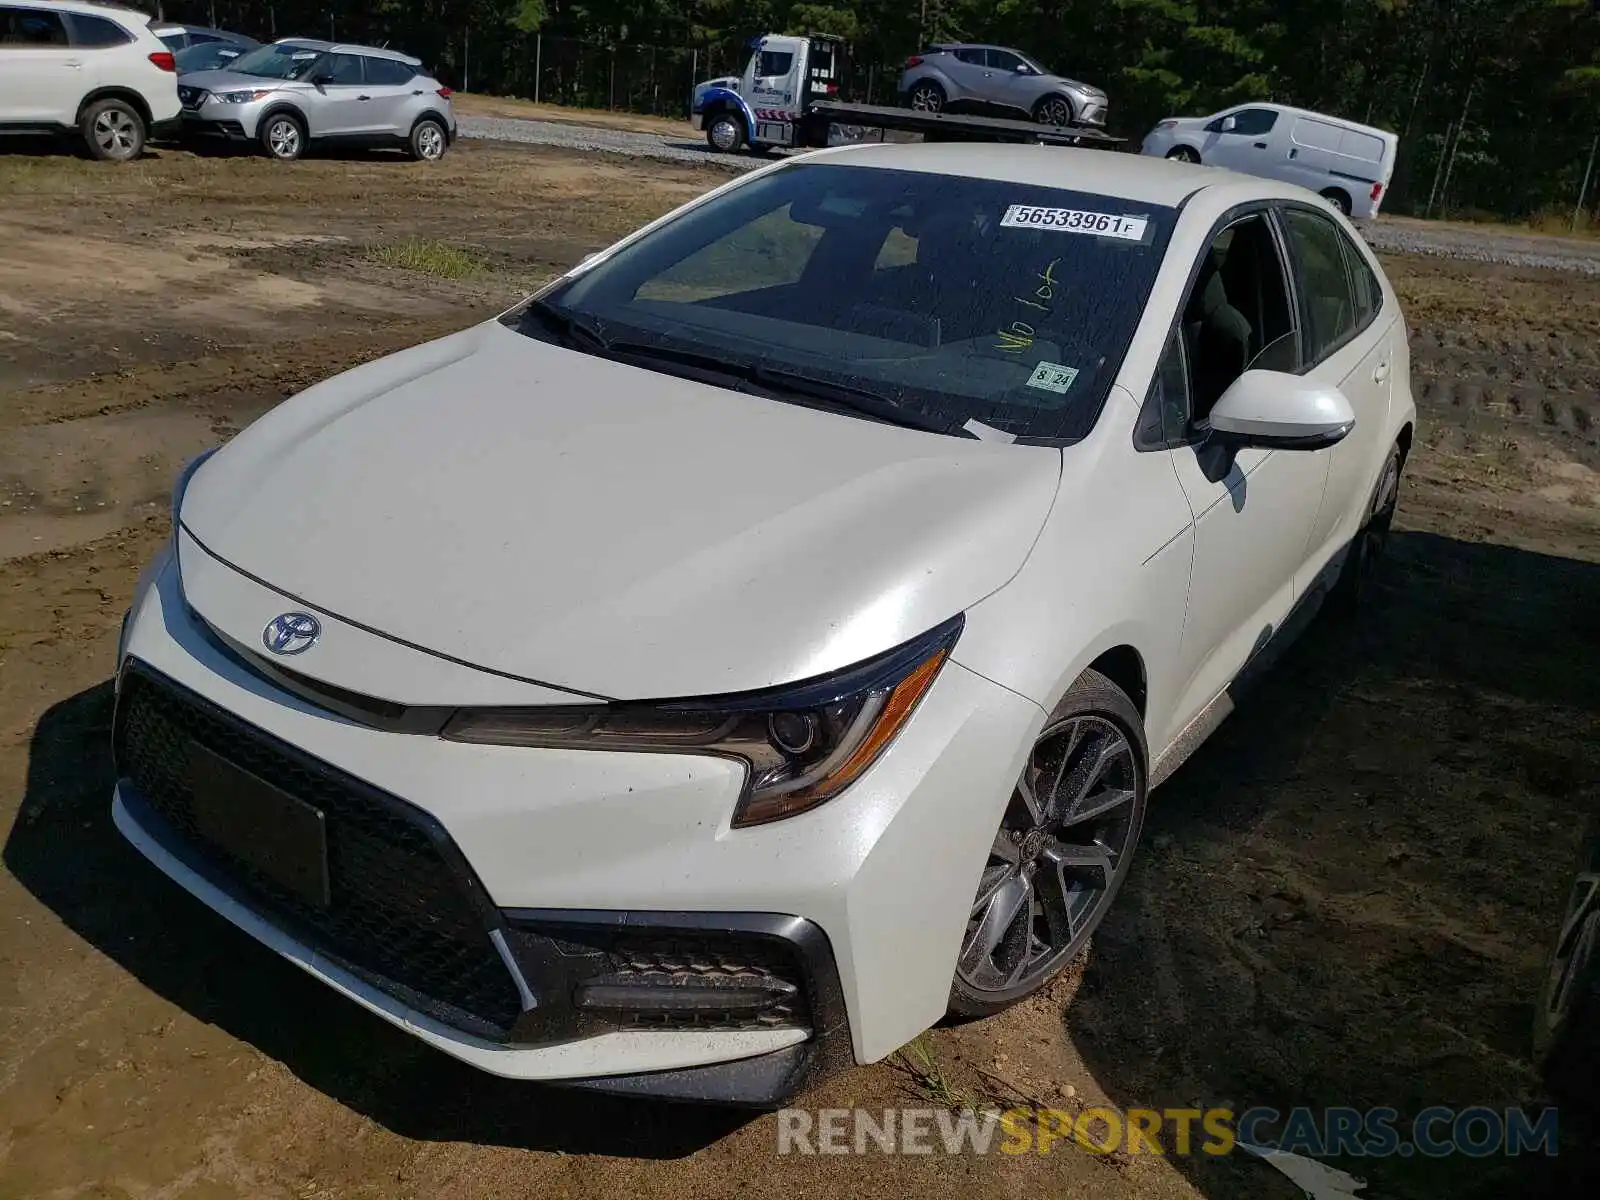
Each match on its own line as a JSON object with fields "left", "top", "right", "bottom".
{"left": 1000, "top": 205, "right": 1149, "bottom": 241}
{"left": 1026, "top": 362, "right": 1080, "bottom": 394}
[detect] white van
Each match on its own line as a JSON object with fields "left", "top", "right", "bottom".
{"left": 1140, "top": 103, "right": 1398, "bottom": 220}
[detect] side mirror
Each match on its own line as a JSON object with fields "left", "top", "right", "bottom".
{"left": 1207, "top": 370, "right": 1354, "bottom": 451}
{"left": 1014, "top": 63, "right": 1030, "bottom": 74}
{"left": 1220, "top": 115, "right": 1238, "bottom": 133}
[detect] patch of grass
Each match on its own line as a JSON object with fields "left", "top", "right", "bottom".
{"left": 364, "top": 237, "right": 488, "bottom": 279}
{"left": 895, "top": 1036, "right": 979, "bottom": 1110}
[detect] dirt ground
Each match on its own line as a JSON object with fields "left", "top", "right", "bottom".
{"left": 1, "top": 137, "right": 1597, "bottom": 1200}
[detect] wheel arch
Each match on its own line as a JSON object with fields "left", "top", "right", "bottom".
{"left": 1319, "top": 185, "right": 1354, "bottom": 214}
{"left": 1033, "top": 91, "right": 1078, "bottom": 120}
{"left": 77, "top": 87, "right": 153, "bottom": 127}
{"left": 700, "top": 88, "right": 753, "bottom": 134}
{"left": 257, "top": 102, "right": 307, "bottom": 137}
{"left": 410, "top": 108, "right": 450, "bottom": 134}
{"left": 1086, "top": 645, "right": 1147, "bottom": 718}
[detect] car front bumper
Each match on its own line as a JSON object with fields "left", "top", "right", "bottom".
{"left": 179, "top": 111, "right": 255, "bottom": 140}
{"left": 112, "top": 538, "right": 1041, "bottom": 1102}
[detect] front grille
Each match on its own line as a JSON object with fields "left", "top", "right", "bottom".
{"left": 115, "top": 668, "right": 523, "bottom": 1036}
{"left": 178, "top": 86, "right": 205, "bottom": 108}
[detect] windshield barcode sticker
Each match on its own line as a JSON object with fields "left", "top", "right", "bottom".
{"left": 1026, "top": 362, "right": 1080, "bottom": 394}
{"left": 1000, "top": 206, "right": 1149, "bottom": 241}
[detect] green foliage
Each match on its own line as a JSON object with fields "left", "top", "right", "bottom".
{"left": 156, "top": 0, "right": 1600, "bottom": 218}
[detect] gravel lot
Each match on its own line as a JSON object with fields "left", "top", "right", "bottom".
{"left": 462, "top": 114, "right": 1600, "bottom": 276}
{"left": 459, "top": 114, "right": 749, "bottom": 172}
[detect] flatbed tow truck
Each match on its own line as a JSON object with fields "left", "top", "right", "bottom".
{"left": 690, "top": 33, "right": 1122, "bottom": 155}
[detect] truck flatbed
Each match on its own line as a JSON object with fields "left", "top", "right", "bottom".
{"left": 805, "top": 101, "right": 1125, "bottom": 148}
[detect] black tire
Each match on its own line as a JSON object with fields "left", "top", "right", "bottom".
{"left": 1320, "top": 187, "right": 1354, "bottom": 216}
{"left": 1032, "top": 95, "right": 1076, "bottom": 127}
{"left": 408, "top": 117, "right": 448, "bottom": 161}
{"left": 907, "top": 81, "right": 945, "bottom": 113}
{"left": 704, "top": 111, "right": 744, "bottom": 153}
{"left": 1329, "top": 440, "right": 1403, "bottom": 617}
{"left": 948, "top": 668, "right": 1149, "bottom": 1018}
{"left": 80, "top": 98, "right": 146, "bottom": 163}
{"left": 259, "top": 111, "right": 306, "bottom": 161}
{"left": 1165, "top": 145, "right": 1200, "bottom": 164}
{"left": 1535, "top": 820, "right": 1600, "bottom": 1103}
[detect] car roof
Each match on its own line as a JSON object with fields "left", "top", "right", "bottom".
{"left": 802, "top": 141, "right": 1260, "bottom": 208}
{"left": 272, "top": 37, "right": 422, "bottom": 65}
{"left": 32, "top": 0, "right": 154, "bottom": 18}
{"left": 1217, "top": 102, "right": 1397, "bottom": 142}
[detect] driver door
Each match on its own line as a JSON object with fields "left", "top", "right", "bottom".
{"left": 306, "top": 52, "right": 366, "bottom": 136}
{"left": 1154, "top": 207, "right": 1330, "bottom": 737}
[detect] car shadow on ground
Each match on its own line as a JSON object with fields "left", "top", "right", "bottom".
{"left": 1065, "top": 530, "right": 1600, "bottom": 1199}
{"left": 3, "top": 682, "right": 751, "bottom": 1157}
{"left": 7, "top": 530, "right": 1598, "bottom": 1175}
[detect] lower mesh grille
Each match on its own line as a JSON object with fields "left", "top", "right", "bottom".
{"left": 115, "top": 667, "right": 523, "bottom": 1036}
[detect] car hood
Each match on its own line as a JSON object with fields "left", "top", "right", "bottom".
{"left": 1053, "top": 76, "right": 1105, "bottom": 99}
{"left": 179, "top": 321, "right": 1063, "bottom": 701}
{"left": 177, "top": 68, "right": 287, "bottom": 90}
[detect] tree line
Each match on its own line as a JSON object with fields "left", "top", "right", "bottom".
{"left": 157, "top": 1, "right": 1600, "bottom": 222}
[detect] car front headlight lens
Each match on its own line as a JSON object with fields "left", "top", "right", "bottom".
{"left": 441, "top": 616, "right": 962, "bottom": 827}
{"left": 215, "top": 89, "right": 271, "bottom": 104}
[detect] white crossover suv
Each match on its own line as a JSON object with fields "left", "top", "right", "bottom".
{"left": 0, "top": 0, "right": 181, "bottom": 161}
{"left": 114, "top": 143, "right": 1416, "bottom": 1105}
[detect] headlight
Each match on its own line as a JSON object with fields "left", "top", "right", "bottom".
{"left": 441, "top": 616, "right": 962, "bottom": 827}
{"left": 171, "top": 447, "right": 219, "bottom": 531}
{"left": 215, "top": 90, "right": 271, "bottom": 104}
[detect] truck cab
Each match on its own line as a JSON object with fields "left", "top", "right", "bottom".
{"left": 691, "top": 34, "right": 844, "bottom": 153}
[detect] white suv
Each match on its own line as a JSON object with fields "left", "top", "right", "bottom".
{"left": 0, "top": 1, "right": 181, "bottom": 161}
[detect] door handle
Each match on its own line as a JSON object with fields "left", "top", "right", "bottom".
{"left": 357, "top": 94, "right": 371, "bottom": 101}
{"left": 1374, "top": 361, "right": 1391, "bottom": 383}
{"left": 1252, "top": 141, "right": 1267, "bottom": 148}
{"left": 1288, "top": 148, "right": 1299, "bottom": 159}
{"left": 64, "top": 60, "right": 84, "bottom": 68}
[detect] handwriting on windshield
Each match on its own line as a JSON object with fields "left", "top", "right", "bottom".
{"left": 995, "top": 258, "right": 1060, "bottom": 353}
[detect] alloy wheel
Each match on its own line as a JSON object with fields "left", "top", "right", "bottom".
{"left": 956, "top": 714, "right": 1142, "bottom": 997}
{"left": 1035, "top": 97, "right": 1073, "bottom": 126}
{"left": 910, "top": 84, "right": 944, "bottom": 113}
{"left": 267, "top": 119, "right": 301, "bottom": 160}
{"left": 93, "top": 108, "right": 139, "bottom": 160}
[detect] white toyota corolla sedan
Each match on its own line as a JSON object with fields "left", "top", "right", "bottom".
{"left": 113, "top": 142, "right": 1414, "bottom": 1105}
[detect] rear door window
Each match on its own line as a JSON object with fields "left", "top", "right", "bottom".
{"left": 363, "top": 57, "right": 416, "bottom": 86}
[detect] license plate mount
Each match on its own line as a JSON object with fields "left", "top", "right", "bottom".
{"left": 186, "top": 741, "right": 331, "bottom": 909}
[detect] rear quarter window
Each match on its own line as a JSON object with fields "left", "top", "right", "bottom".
{"left": 67, "top": 13, "right": 133, "bottom": 48}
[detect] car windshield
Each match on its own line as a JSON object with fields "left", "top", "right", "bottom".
{"left": 174, "top": 42, "right": 243, "bottom": 73}
{"left": 505, "top": 163, "right": 1174, "bottom": 442}
{"left": 226, "top": 43, "right": 323, "bottom": 80}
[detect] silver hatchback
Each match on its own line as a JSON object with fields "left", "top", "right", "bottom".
{"left": 898, "top": 43, "right": 1108, "bottom": 128}
{"left": 177, "top": 38, "right": 456, "bottom": 161}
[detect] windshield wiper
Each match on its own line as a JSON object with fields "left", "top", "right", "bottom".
{"left": 747, "top": 364, "right": 971, "bottom": 438}
{"left": 517, "top": 310, "right": 973, "bottom": 439}
{"left": 519, "top": 299, "right": 612, "bottom": 351}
